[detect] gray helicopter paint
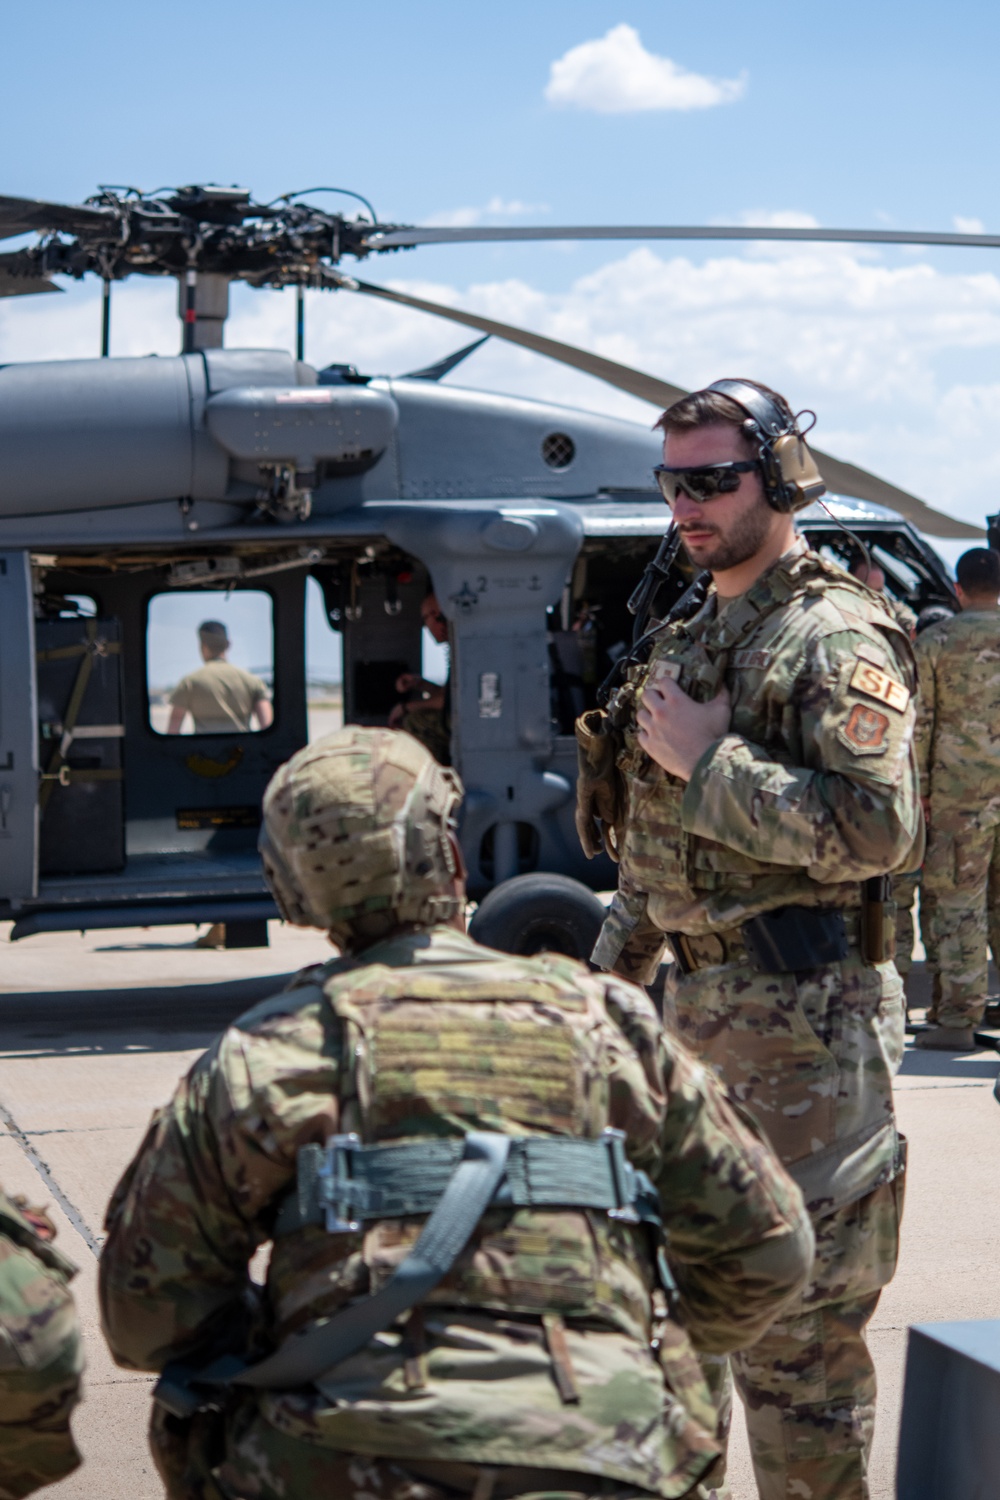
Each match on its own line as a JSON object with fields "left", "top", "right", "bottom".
{"left": 205, "top": 384, "right": 398, "bottom": 471}
{"left": 0, "top": 352, "right": 660, "bottom": 528}
{"left": 378, "top": 379, "right": 662, "bottom": 505}
{"left": 0, "top": 351, "right": 394, "bottom": 516}
{"left": 0, "top": 553, "right": 38, "bottom": 900}
{"left": 375, "top": 502, "right": 584, "bottom": 888}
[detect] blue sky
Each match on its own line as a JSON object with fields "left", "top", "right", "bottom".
{"left": 5, "top": 0, "right": 1000, "bottom": 558}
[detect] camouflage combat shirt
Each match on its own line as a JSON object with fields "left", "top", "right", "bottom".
{"left": 599, "top": 537, "right": 923, "bottom": 961}
{"left": 0, "top": 1190, "right": 83, "bottom": 1499}
{"left": 914, "top": 607, "right": 1000, "bottom": 806}
{"left": 100, "top": 926, "right": 811, "bottom": 1500}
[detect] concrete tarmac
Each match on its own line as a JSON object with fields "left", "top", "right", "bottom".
{"left": 2, "top": 922, "right": 999, "bottom": 1499}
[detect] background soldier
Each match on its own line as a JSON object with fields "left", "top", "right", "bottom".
{"left": 167, "top": 620, "right": 273, "bottom": 735}
{"left": 578, "top": 379, "right": 921, "bottom": 1500}
{"left": 0, "top": 1188, "right": 83, "bottom": 1498}
{"left": 849, "top": 555, "right": 918, "bottom": 639}
{"left": 99, "top": 727, "right": 812, "bottom": 1500}
{"left": 915, "top": 546, "right": 1000, "bottom": 1049}
{"left": 389, "top": 591, "right": 452, "bottom": 764}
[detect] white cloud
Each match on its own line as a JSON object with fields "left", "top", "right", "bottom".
{"left": 4, "top": 236, "right": 1000, "bottom": 531}
{"left": 544, "top": 24, "right": 746, "bottom": 113}
{"left": 425, "top": 197, "right": 549, "bottom": 229}
{"left": 733, "top": 210, "right": 820, "bottom": 229}
{"left": 954, "top": 215, "right": 985, "bottom": 235}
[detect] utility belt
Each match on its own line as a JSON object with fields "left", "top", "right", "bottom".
{"left": 665, "top": 885, "right": 895, "bottom": 977}
{"left": 154, "top": 1129, "right": 670, "bottom": 1421}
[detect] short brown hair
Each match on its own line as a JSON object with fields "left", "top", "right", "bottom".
{"left": 655, "top": 380, "right": 794, "bottom": 452}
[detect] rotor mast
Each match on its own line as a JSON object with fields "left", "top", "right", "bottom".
{"left": 178, "top": 271, "right": 230, "bottom": 351}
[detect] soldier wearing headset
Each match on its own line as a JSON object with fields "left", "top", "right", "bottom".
{"left": 575, "top": 380, "right": 922, "bottom": 1500}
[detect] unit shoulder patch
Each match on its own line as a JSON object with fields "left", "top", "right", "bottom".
{"left": 839, "top": 703, "right": 892, "bottom": 755}
{"left": 849, "top": 659, "right": 911, "bottom": 713}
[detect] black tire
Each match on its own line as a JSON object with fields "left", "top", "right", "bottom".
{"left": 468, "top": 873, "right": 606, "bottom": 963}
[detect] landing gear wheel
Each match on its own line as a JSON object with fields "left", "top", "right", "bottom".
{"left": 468, "top": 873, "right": 606, "bottom": 963}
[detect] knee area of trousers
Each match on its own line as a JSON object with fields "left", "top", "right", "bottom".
{"left": 746, "top": 1397, "right": 875, "bottom": 1467}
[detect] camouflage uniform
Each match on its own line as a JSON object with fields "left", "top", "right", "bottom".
{"left": 99, "top": 728, "right": 812, "bottom": 1500}
{"left": 887, "top": 597, "right": 917, "bottom": 640}
{"left": 583, "top": 539, "right": 921, "bottom": 1500}
{"left": 0, "top": 1190, "right": 83, "bottom": 1498}
{"left": 915, "top": 609, "right": 1000, "bottom": 1028}
{"left": 887, "top": 599, "right": 921, "bottom": 988}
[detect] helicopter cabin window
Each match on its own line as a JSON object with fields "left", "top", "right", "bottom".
{"left": 147, "top": 590, "right": 274, "bottom": 735}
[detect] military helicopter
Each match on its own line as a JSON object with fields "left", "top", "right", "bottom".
{"left": 0, "top": 185, "right": 980, "bottom": 956}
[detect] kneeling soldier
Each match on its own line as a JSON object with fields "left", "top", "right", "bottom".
{"left": 0, "top": 1189, "right": 83, "bottom": 1498}
{"left": 100, "top": 727, "right": 812, "bottom": 1500}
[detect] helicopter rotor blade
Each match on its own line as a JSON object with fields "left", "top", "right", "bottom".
{"left": 350, "top": 276, "right": 688, "bottom": 408}
{"left": 367, "top": 223, "right": 1000, "bottom": 252}
{"left": 349, "top": 277, "right": 981, "bottom": 539}
{"left": 0, "top": 193, "right": 117, "bottom": 244}
{"left": 0, "top": 249, "right": 63, "bottom": 298}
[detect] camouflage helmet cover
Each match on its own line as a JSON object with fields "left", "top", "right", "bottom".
{"left": 259, "top": 726, "right": 463, "bottom": 947}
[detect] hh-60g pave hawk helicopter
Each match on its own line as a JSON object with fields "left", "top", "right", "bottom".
{"left": 0, "top": 184, "right": 981, "bottom": 956}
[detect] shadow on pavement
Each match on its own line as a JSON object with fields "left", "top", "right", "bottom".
{"left": 898, "top": 1045, "right": 1000, "bottom": 1080}
{"left": 0, "top": 975, "right": 293, "bottom": 1054}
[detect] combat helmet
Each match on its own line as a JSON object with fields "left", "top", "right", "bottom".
{"left": 259, "top": 726, "right": 463, "bottom": 950}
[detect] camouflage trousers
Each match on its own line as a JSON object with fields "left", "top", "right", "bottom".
{"left": 150, "top": 1404, "right": 714, "bottom": 1500}
{"left": 700, "top": 1294, "right": 879, "bottom": 1500}
{"left": 892, "top": 871, "right": 939, "bottom": 1015}
{"left": 922, "top": 803, "right": 1000, "bottom": 1027}
{"left": 663, "top": 948, "right": 905, "bottom": 1499}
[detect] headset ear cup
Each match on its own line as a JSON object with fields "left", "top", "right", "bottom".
{"left": 757, "top": 446, "right": 790, "bottom": 511}
{"left": 772, "top": 433, "right": 826, "bottom": 512}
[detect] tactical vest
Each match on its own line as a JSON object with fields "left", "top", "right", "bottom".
{"left": 610, "top": 550, "right": 920, "bottom": 911}
{"left": 263, "top": 950, "right": 661, "bottom": 1353}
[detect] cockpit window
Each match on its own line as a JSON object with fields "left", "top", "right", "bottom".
{"left": 147, "top": 590, "right": 274, "bottom": 735}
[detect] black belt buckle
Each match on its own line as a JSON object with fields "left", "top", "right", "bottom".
{"left": 601, "top": 1128, "right": 640, "bottom": 1222}
{"left": 741, "top": 906, "right": 849, "bottom": 975}
{"left": 317, "top": 1133, "right": 364, "bottom": 1232}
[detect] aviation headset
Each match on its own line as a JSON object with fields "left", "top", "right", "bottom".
{"left": 705, "top": 378, "right": 827, "bottom": 513}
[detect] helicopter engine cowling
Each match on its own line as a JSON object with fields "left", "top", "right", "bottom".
{"left": 0, "top": 350, "right": 398, "bottom": 517}
{"left": 205, "top": 384, "right": 398, "bottom": 486}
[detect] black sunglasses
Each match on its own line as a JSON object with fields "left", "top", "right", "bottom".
{"left": 653, "top": 461, "right": 759, "bottom": 506}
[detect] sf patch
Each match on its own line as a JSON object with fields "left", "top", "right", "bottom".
{"left": 840, "top": 702, "right": 892, "bottom": 754}
{"left": 849, "top": 659, "right": 910, "bottom": 713}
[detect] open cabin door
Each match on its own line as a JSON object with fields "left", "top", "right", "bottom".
{"left": 0, "top": 552, "right": 39, "bottom": 900}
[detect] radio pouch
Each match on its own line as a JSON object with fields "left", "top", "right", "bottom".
{"left": 574, "top": 708, "right": 623, "bottom": 861}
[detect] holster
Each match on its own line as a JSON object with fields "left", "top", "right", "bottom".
{"left": 574, "top": 708, "right": 623, "bottom": 861}
{"left": 740, "top": 905, "right": 851, "bottom": 975}
{"left": 860, "top": 876, "right": 896, "bottom": 966}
